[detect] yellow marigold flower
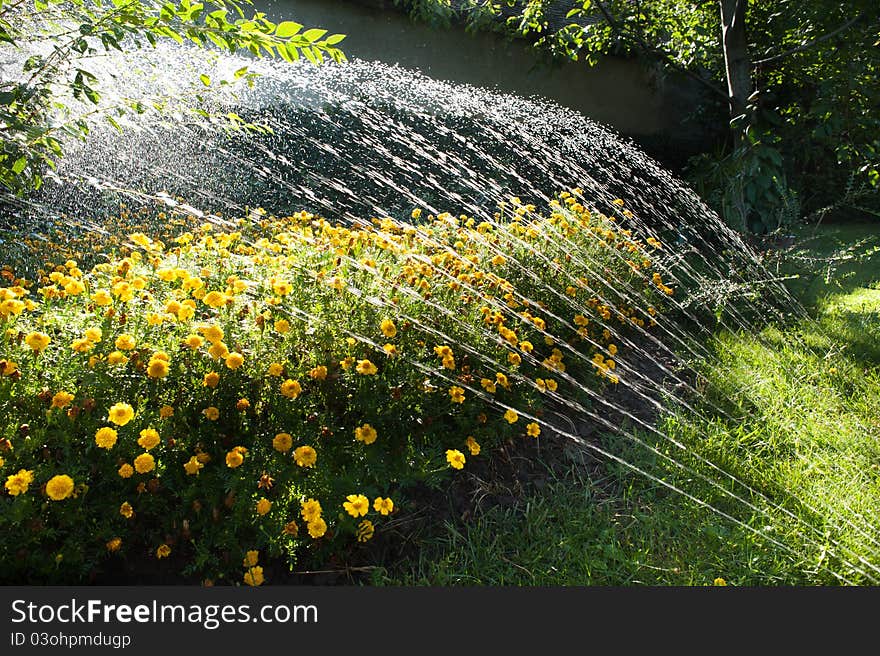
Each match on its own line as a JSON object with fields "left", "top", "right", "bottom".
{"left": 95, "top": 426, "right": 118, "bottom": 450}
{"left": 203, "top": 371, "right": 220, "bottom": 388}
{"left": 84, "top": 327, "right": 102, "bottom": 342}
{"left": 608, "top": 344, "right": 618, "bottom": 356}
{"left": 112, "top": 281, "right": 134, "bottom": 301}
{"left": 411, "top": 208, "right": 422, "bottom": 219}
{"left": 268, "top": 362, "right": 284, "bottom": 377}
{"left": 383, "top": 343, "right": 398, "bottom": 357}
{"left": 159, "top": 405, "right": 174, "bottom": 419}
{"left": 243, "top": 566, "right": 264, "bottom": 586}
{"left": 208, "top": 341, "right": 229, "bottom": 360}
{"left": 354, "top": 423, "right": 377, "bottom": 445}
{"left": 45, "top": 474, "right": 74, "bottom": 501}
{"left": 256, "top": 497, "right": 272, "bottom": 516}
{"left": 273, "top": 432, "right": 293, "bottom": 453}
{"left": 146, "top": 356, "right": 169, "bottom": 379}
{"left": 357, "top": 519, "right": 375, "bottom": 542}
{"left": 107, "top": 350, "right": 128, "bottom": 365}
{"left": 308, "top": 365, "right": 327, "bottom": 381}
{"left": 71, "top": 337, "right": 94, "bottom": 353}
{"left": 520, "top": 341, "right": 534, "bottom": 353}
{"left": 243, "top": 550, "right": 259, "bottom": 568}
{"left": 1, "top": 360, "right": 17, "bottom": 376}
{"left": 184, "top": 334, "right": 203, "bottom": 350}
{"left": 226, "top": 353, "right": 244, "bottom": 369}
{"left": 199, "top": 324, "right": 224, "bottom": 344}
{"left": 526, "top": 422, "right": 541, "bottom": 438}
{"left": 380, "top": 318, "right": 397, "bottom": 338}
{"left": 545, "top": 379, "right": 558, "bottom": 392}
{"left": 294, "top": 445, "right": 317, "bottom": 468}
{"left": 92, "top": 290, "right": 113, "bottom": 306}
{"left": 51, "top": 391, "right": 75, "bottom": 409}
{"left": 156, "top": 544, "right": 171, "bottom": 559}
{"left": 504, "top": 409, "right": 519, "bottom": 424}
{"left": 274, "top": 319, "right": 290, "bottom": 334}
{"left": 356, "top": 359, "right": 377, "bottom": 375}
{"left": 5, "top": 469, "right": 34, "bottom": 496}
{"left": 106, "top": 537, "right": 122, "bottom": 552}
{"left": 491, "top": 254, "right": 506, "bottom": 266}
{"left": 307, "top": 518, "right": 327, "bottom": 539}
{"left": 120, "top": 501, "right": 134, "bottom": 519}
{"left": 480, "top": 378, "right": 497, "bottom": 393}
{"left": 25, "top": 331, "right": 51, "bottom": 353}
{"left": 300, "top": 498, "right": 322, "bottom": 523}
{"left": 508, "top": 352, "right": 522, "bottom": 366}
{"left": 449, "top": 386, "right": 466, "bottom": 404}
{"left": 496, "top": 372, "right": 510, "bottom": 389}
{"left": 118, "top": 463, "right": 134, "bottom": 479}
{"left": 63, "top": 279, "right": 85, "bottom": 296}
{"left": 283, "top": 520, "right": 299, "bottom": 537}
{"left": 373, "top": 497, "right": 394, "bottom": 516}
{"left": 713, "top": 577, "right": 727, "bottom": 586}
{"left": 236, "top": 398, "right": 250, "bottom": 411}
{"left": 271, "top": 279, "right": 292, "bottom": 296}
{"left": 115, "top": 333, "right": 136, "bottom": 351}
{"left": 446, "top": 449, "right": 466, "bottom": 470}
{"left": 203, "top": 291, "right": 227, "bottom": 308}
{"left": 138, "top": 428, "right": 161, "bottom": 450}
{"left": 343, "top": 494, "right": 369, "bottom": 518}
{"left": 184, "top": 456, "right": 203, "bottom": 476}
{"left": 134, "top": 453, "right": 155, "bottom": 474}
{"left": 108, "top": 402, "right": 134, "bottom": 426}
{"left": 177, "top": 304, "right": 195, "bottom": 321}
{"left": 203, "top": 406, "right": 220, "bottom": 421}
{"left": 225, "top": 448, "right": 244, "bottom": 468}
{"left": 280, "top": 379, "right": 302, "bottom": 399}
{"left": 340, "top": 356, "right": 355, "bottom": 370}
{"left": 465, "top": 436, "right": 481, "bottom": 456}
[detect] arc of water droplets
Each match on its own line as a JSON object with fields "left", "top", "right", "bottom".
{"left": 10, "top": 43, "right": 878, "bottom": 578}
{"left": 266, "top": 220, "right": 880, "bottom": 582}
{"left": 243, "top": 238, "right": 870, "bottom": 584}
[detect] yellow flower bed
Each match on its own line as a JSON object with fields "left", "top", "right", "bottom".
{"left": 0, "top": 191, "right": 669, "bottom": 583}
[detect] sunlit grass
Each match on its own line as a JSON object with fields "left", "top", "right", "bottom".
{"left": 380, "top": 223, "right": 880, "bottom": 586}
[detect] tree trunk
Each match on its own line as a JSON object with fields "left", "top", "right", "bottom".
{"left": 719, "top": 0, "right": 751, "bottom": 139}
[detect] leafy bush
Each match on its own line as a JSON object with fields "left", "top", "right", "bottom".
{"left": 0, "top": 191, "right": 669, "bottom": 584}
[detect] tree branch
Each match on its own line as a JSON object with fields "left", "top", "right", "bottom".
{"left": 592, "top": 0, "right": 729, "bottom": 101}
{"left": 753, "top": 12, "right": 865, "bottom": 67}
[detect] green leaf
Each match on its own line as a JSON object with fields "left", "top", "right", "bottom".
{"left": 301, "top": 46, "right": 318, "bottom": 65}
{"left": 325, "top": 33, "right": 346, "bottom": 46}
{"left": 199, "top": 74, "right": 211, "bottom": 86}
{"left": 276, "top": 21, "right": 303, "bottom": 38}
{"left": 303, "top": 28, "right": 328, "bottom": 42}
{"left": 12, "top": 157, "right": 27, "bottom": 174}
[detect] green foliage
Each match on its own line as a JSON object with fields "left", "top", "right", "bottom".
{"left": 0, "top": 0, "right": 346, "bottom": 196}
{"left": 687, "top": 138, "right": 800, "bottom": 234}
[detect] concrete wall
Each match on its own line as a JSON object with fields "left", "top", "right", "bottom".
{"left": 258, "top": 0, "right": 719, "bottom": 162}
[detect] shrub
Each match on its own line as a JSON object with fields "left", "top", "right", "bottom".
{"left": 0, "top": 191, "right": 669, "bottom": 583}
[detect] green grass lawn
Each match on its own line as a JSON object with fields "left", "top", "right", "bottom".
{"left": 377, "top": 222, "right": 880, "bottom": 585}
